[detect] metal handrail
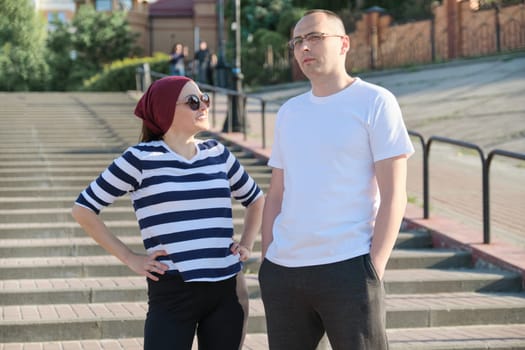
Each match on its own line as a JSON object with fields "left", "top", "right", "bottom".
{"left": 409, "top": 136, "right": 525, "bottom": 244}
{"left": 485, "top": 149, "right": 525, "bottom": 243}
{"left": 426, "top": 136, "right": 489, "bottom": 242}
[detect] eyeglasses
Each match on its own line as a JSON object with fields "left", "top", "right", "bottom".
{"left": 288, "top": 32, "right": 344, "bottom": 50}
{"left": 177, "top": 93, "right": 210, "bottom": 111}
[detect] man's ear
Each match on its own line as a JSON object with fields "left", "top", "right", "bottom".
{"left": 341, "top": 35, "right": 350, "bottom": 55}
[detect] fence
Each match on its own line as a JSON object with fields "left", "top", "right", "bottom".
{"left": 340, "top": 1, "right": 525, "bottom": 73}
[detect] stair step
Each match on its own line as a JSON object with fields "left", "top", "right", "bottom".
{"left": 243, "top": 249, "right": 473, "bottom": 272}
{"left": 0, "top": 237, "right": 146, "bottom": 258}
{"left": 0, "top": 172, "right": 271, "bottom": 187}
{"left": 0, "top": 183, "right": 270, "bottom": 198}
{"left": 2, "top": 325, "right": 525, "bottom": 350}
{"left": 387, "top": 248, "right": 472, "bottom": 269}
{"left": 384, "top": 268, "right": 522, "bottom": 293}
{"left": 1, "top": 293, "right": 524, "bottom": 342}
{"left": 0, "top": 218, "right": 248, "bottom": 239}
{"left": 0, "top": 206, "right": 251, "bottom": 223}
{"left": 388, "top": 324, "right": 525, "bottom": 350}
{"left": 0, "top": 197, "right": 131, "bottom": 210}
{"left": 2, "top": 268, "right": 520, "bottom": 306}
{"left": 0, "top": 232, "right": 425, "bottom": 258}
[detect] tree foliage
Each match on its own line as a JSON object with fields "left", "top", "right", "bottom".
{"left": 0, "top": 0, "right": 49, "bottom": 91}
{"left": 46, "top": 4, "right": 141, "bottom": 90}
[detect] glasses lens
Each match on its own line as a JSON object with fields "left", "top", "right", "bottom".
{"left": 186, "top": 95, "right": 200, "bottom": 110}
{"left": 201, "top": 93, "right": 210, "bottom": 108}
{"left": 306, "top": 33, "right": 323, "bottom": 42}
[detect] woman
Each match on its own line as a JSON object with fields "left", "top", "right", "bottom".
{"left": 72, "top": 76, "right": 264, "bottom": 350}
{"left": 169, "top": 43, "right": 187, "bottom": 76}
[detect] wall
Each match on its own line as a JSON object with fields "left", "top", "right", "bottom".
{"left": 345, "top": 1, "right": 525, "bottom": 73}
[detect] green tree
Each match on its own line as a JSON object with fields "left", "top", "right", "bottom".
{"left": 46, "top": 4, "right": 141, "bottom": 90}
{"left": 0, "top": 0, "right": 49, "bottom": 91}
{"left": 71, "top": 5, "right": 141, "bottom": 71}
{"left": 45, "top": 16, "right": 75, "bottom": 91}
{"left": 243, "top": 0, "right": 294, "bottom": 34}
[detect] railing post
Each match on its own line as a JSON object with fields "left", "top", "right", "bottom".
{"left": 426, "top": 136, "right": 487, "bottom": 242}
{"left": 243, "top": 95, "right": 248, "bottom": 141}
{"left": 142, "top": 63, "right": 151, "bottom": 91}
{"left": 211, "top": 91, "right": 216, "bottom": 129}
{"left": 485, "top": 149, "right": 525, "bottom": 244}
{"left": 482, "top": 157, "right": 490, "bottom": 244}
{"left": 424, "top": 138, "right": 431, "bottom": 219}
{"left": 408, "top": 131, "right": 428, "bottom": 218}
{"left": 261, "top": 100, "right": 266, "bottom": 149}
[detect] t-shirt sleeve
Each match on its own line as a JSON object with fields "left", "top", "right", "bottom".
{"left": 223, "top": 146, "right": 263, "bottom": 207}
{"left": 369, "top": 90, "right": 415, "bottom": 162}
{"left": 74, "top": 148, "right": 142, "bottom": 214}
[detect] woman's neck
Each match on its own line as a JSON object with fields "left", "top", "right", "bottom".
{"left": 162, "top": 133, "right": 197, "bottom": 160}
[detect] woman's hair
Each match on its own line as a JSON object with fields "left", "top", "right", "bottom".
{"left": 140, "top": 123, "right": 163, "bottom": 143}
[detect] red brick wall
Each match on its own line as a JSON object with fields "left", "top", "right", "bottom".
{"left": 345, "top": 1, "right": 525, "bottom": 72}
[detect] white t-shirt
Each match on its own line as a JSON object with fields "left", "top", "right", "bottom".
{"left": 267, "top": 78, "right": 415, "bottom": 267}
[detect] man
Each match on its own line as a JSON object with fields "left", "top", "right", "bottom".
{"left": 259, "top": 9, "right": 414, "bottom": 350}
{"left": 193, "top": 40, "right": 212, "bottom": 84}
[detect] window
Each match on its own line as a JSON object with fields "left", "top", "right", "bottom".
{"left": 95, "top": 0, "right": 112, "bottom": 11}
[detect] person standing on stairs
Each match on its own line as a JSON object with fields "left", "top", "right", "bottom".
{"left": 259, "top": 9, "right": 415, "bottom": 350}
{"left": 71, "top": 76, "right": 264, "bottom": 350}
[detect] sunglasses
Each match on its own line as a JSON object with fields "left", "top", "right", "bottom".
{"left": 177, "top": 93, "right": 210, "bottom": 111}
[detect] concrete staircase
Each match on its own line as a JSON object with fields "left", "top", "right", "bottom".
{"left": 1, "top": 92, "right": 525, "bottom": 349}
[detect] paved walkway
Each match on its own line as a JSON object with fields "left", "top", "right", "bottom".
{"left": 189, "top": 53, "right": 525, "bottom": 282}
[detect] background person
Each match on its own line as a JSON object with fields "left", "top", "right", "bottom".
{"left": 193, "top": 40, "right": 212, "bottom": 84}
{"left": 169, "top": 43, "right": 188, "bottom": 76}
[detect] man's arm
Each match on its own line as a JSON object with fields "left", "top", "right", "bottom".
{"left": 370, "top": 154, "right": 409, "bottom": 280}
{"left": 261, "top": 168, "right": 284, "bottom": 258}
{"left": 233, "top": 195, "right": 264, "bottom": 261}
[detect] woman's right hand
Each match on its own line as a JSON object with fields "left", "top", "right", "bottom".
{"left": 126, "top": 250, "right": 169, "bottom": 281}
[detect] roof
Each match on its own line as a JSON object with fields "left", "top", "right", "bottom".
{"left": 149, "top": 0, "right": 193, "bottom": 18}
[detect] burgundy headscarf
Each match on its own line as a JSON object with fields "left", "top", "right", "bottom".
{"left": 134, "top": 76, "right": 192, "bottom": 135}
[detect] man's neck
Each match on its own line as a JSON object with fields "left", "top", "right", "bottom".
{"left": 311, "top": 74, "right": 355, "bottom": 97}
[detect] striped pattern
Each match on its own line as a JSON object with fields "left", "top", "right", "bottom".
{"left": 75, "top": 139, "right": 262, "bottom": 282}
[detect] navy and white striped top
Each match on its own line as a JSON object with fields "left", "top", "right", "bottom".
{"left": 75, "top": 139, "right": 262, "bottom": 282}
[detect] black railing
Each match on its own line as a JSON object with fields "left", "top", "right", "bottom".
{"left": 408, "top": 133, "right": 525, "bottom": 244}
{"left": 137, "top": 65, "right": 525, "bottom": 244}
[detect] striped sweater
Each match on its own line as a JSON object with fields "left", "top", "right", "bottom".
{"left": 75, "top": 139, "right": 262, "bottom": 282}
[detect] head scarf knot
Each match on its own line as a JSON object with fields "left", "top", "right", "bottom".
{"left": 134, "top": 76, "right": 191, "bottom": 135}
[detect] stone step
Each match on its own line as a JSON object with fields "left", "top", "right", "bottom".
{"left": 0, "top": 183, "right": 270, "bottom": 198}
{"left": 0, "top": 172, "right": 272, "bottom": 187}
{"left": 244, "top": 248, "right": 473, "bottom": 272}
{"left": 1, "top": 293, "right": 524, "bottom": 342}
{"left": 1, "top": 267, "right": 521, "bottom": 306}
{"left": 0, "top": 164, "right": 271, "bottom": 176}
{"left": 0, "top": 231, "right": 429, "bottom": 259}
{"left": 2, "top": 324, "right": 525, "bottom": 350}
{"left": 0, "top": 247, "right": 473, "bottom": 280}
{"left": 0, "top": 196, "right": 132, "bottom": 209}
{"left": 0, "top": 205, "right": 251, "bottom": 223}
{"left": 387, "top": 324, "right": 525, "bottom": 350}
{"left": 0, "top": 237, "right": 147, "bottom": 258}
{"left": 0, "top": 218, "right": 250, "bottom": 239}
